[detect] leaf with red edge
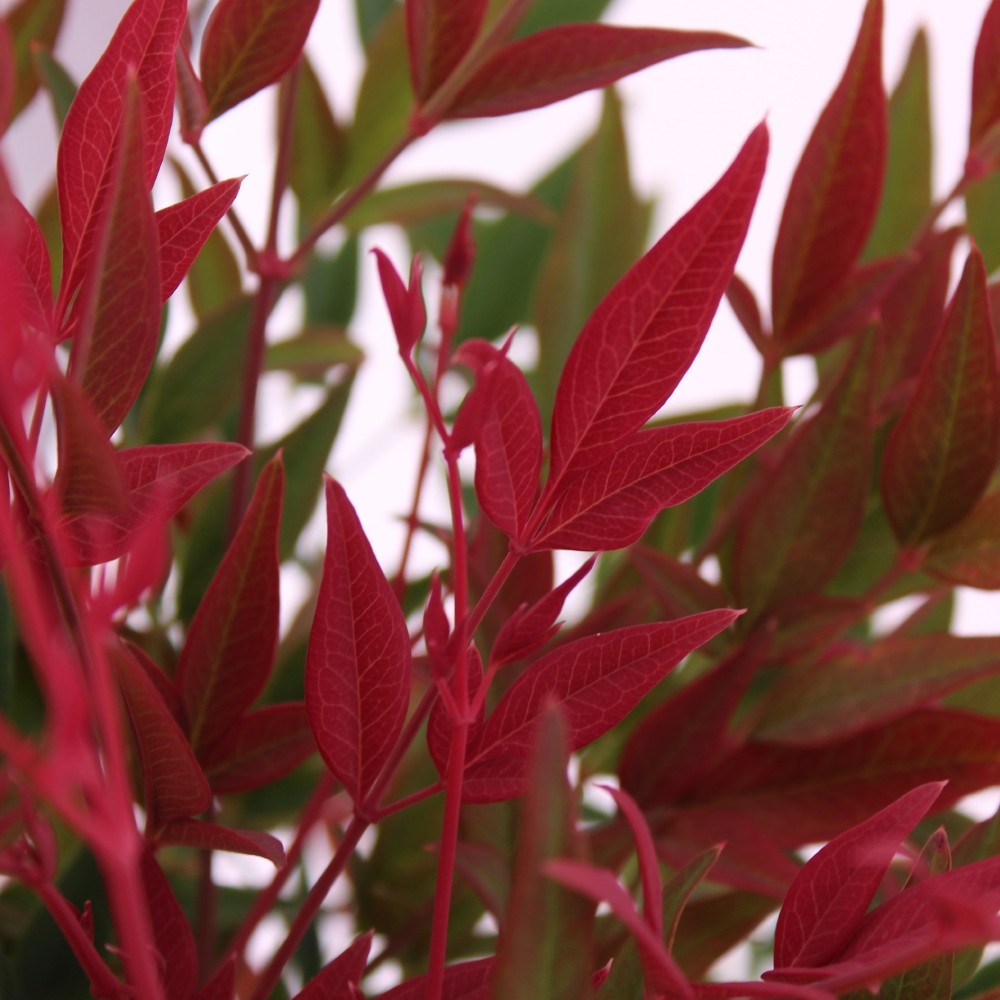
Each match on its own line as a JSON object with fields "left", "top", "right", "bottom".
{"left": 295, "top": 931, "right": 372, "bottom": 999}
{"left": 375, "top": 958, "right": 494, "bottom": 999}
{"left": 139, "top": 849, "right": 198, "bottom": 1000}
{"left": 373, "top": 248, "right": 426, "bottom": 356}
{"left": 882, "top": 248, "right": 1000, "bottom": 545}
{"left": 462, "top": 609, "right": 740, "bottom": 803}
{"left": 969, "top": 0, "right": 1000, "bottom": 171}
{"left": 455, "top": 339, "right": 542, "bottom": 545}
{"left": 773, "top": 782, "right": 943, "bottom": 969}
{"left": 67, "top": 75, "right": 161, "bottom": 433}
{"left": 111, "top": 643, "right": 212, "bottom": 828}
{"left": 5, "top": 0, "right": 67, "bottom": 124}
{"left": 307, "top": 478, "right": 411, "bottom": 804}
{"left": 176, "top": 455, "right": 283, "bottom": 756}
{"left": 202, "top": 703, "right": 315, "bottom": 794}
{"left": 544, "top": 124, "right": 767, "bottom": 495}
{"left": 925, "top": 490, "right": 1000, "bottom": 588}
{"left": 771, "top": 0, "right": 885, "bottom": 343}
{"left": 200, "top": 0, "right": 320, "bottom": 121}
{"left": 532, "top": 408, "right": 793, "bottom": 551}
{"left": 155, "top": 176, "right": 243, "bottom": 302}
{"left": 678, "top": 710, "right": 1000, "bottom": 850}
{"left": 732, "top": 330, "right": 877, "bottom": 620}
{"left": 406, "top": 0, "right": 487, "bottom": 102}
{"left": 491, "top": 556, "right": 595, "bottom": 667}
{"left": 56, "top": 0, "right": 183, "bottom": 300}
{"left": 157, "top": 818, "right": 285, "bottom": 867}
{"left": 753, "top": 634, "right": 1000, "bottom": 745}
{"left": 11, "top": 197, "right": 53, "bottom": 333}
{"left": 61, "top": 441, "right": 249, "bottom": 565}
{"left": 445, "top": 24, "right": 748, "bottom": 120}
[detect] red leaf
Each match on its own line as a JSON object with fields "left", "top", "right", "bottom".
{"left": 111, "top": 643, "right": 212, "bottom": 828}
{"left": 773, "top": 782, "right": 943, "bottom": 969}
{"left": 771, "top": 0, "right": 885, "bottom": 340}
{"left": 373, "top": 248, "right": 426, "bottom": 356}
{"left": 194, "top": 960, "right": 235, "bottom": 1000}
{"left": 531, "top": 408, "right": 793, "bottom": 552}
{"left": 56, "top": 0, "right": 183, "bottom": 300}
{"left": 969, "top": 0, "right": 1000, "bottom": 168}
{"left": 202, "top": 703, "right": 315, "bottom": 794}
{"left": 10, "top": 196, "right": 53, "bottom": 333}
{"left": 491, "top": 556, "right": 595, "bottom": 667}
{"left": 427, "top": 646, "right": 484, "bottom": 780}
{"left": 61, "top": 441, "right": 249, "bottom": 565}
{"left": 882, "top": 248, "right": 1000, "bottom": 544}
{"left": 544, "top": 124, "right": 767, "bottom": 495}
{"left": 375, "top": 958, "right": 494, "bottom": 999}
{"left": 157, "top": 818, "right": 285, "bottom": 867}
{"left": 176, "top": 456, "right": 283, "bottom": 756}
{"left": 155, "top": 176, "right": 243, "bottom": 303}
{"left": 445, "top": 24, "right": 749, "bottom": 120}
{"left": 307, "top": 478, "right": 411, "bottom": 804}
{"left": 925, "top": 489, "right": 1000, "bottom": 587}
{"left": 139, "top": 849, "right": 198, "bottom": 1000}
{"left": 295, "top": 932, "right": 372, "bottom": 1000}
{"left": 462, "top": 609, "right": 740, "bottom": 803}
{"left": 455, "top": 339, "right": 542, "bottom": 545}
{"left": 200, "top": 0, "right": 320, "bottom": 121}
{"left": 67, "top": 75, "right": 162, "bottom": 433}
{"left": 406, "top": 0, "right": 487, "bottom": 102}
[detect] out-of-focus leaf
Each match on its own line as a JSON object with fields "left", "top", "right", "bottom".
{"left": 157, "top": 818, "right": 285, "bottom": 867}
{"left": 304, "top": 236, "right": 358, "bottom": 326}
{"left": 965, "top": 172, "right": 1000, "bottom": 274}
{"left": 265, "top": 326, "right": 363, "bottom": 381}
{"left": 31, "top": 45, "right": 76, "bottom": 128}
{"left": 732, "top": 331, "right": 876, "bottom": 618}
{"left": 864, "top": 29, "right": 931, "bottom": 259}
{"left": 969, "top": 0, "right": 1000, "bottom": 165}
{"left": 406, "top": 0, "right": 487, "bottom": 102}
{"left": 925, "top": 490, "right": 1000, "bottom": 588}
{"left": 375, "top": 958, "right": 494, "bottom": 999}
{"left": 512, "top": 0, "right": 611, "bottom": 37}
{"left": 6, "top": 0, "right": 67, "bottom": 121}
{"left": 355, "top": 0, "right": 396, "bottom": 49}
{"left": 139, "top": 850, "right": 198, "bottom": 1000}
{"left": 294, "top": 932, "right": 372, "bottom": 999}
{"left": 200, "top": 0, "right": 320, "bottom": 121}
{"left": 771, "top": 0, "right": 885, "bottom": 342}
{"left": 673, "top": 892, "right": 775, "bottom": 979}
{"left": 533, "top": 87, "right": 648, "bottom": 420}
{"left": 492, "top": 706, "right": 594, "bottom": 1000}
{"left": 882, "top": 249, "right": 1000, "bottom": 544}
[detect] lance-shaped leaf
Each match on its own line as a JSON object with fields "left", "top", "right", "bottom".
{"left": 307, "top": 478, "right": 411, "bottom": 804}
{"left": 754, "top": 634, "right": 1000, "bottom": 744}
{"left": 295, "top": 932, "right": 372, "bottom": 1000}
{"left": 140, "top": 849, "right": 198, "bottom": 1000}
{"left": 6, "top": 0, "right": 67, "bottom": 123}
{"left": 373, "top": 249, "right": 426, "bottom": 356}
{"left": 462, "top": 609, "right": 739, "bottom": 803}
{"left": 531, "top": 408, "right": 793, "bottom": 552}
{"left": 56, "top": 0, "right": 183, "bottom": 298}
{"left": 157, "top": 818, "right": 285, "bottom": 867}
{"left": 545, "top": 123, "right": 767, "bottom": 493}
{"left": 177, "top": 456, "right": 283, "bottom": 756}
{"left": 375, "top": 958, "right": 494, "bottom": 999}
{"left": 771, "top": 0, "right": 885, "bottom": 341}
{"left": 11, "top": 197, "right": 53, "bottom": 332}
{"left": 68, "top": 76, "right": 161, "bottom": 433}
{"left": 445, "top": 24, "right": 748, "bottom": 120}
{"left": 61, "top": 441, "right": 248, "bottom": 565}
{"left": 925, "top": 489, "right": 1000, "bottom": 588}
{"left": 455, "top": 340, "right": 542, "bottom": 545}
{"left": 202, "top": 703, "right": 315, "bottom": 794}
{"left": 155, "top": 177, "right": 243, "bottom": 303}
{"left": 773, "top": 782, "right": 943, "bottom": 969}
{"left": 406, "top": 0, "right": 487, "bottom": 101}
{"left": 200, "top": 0, "right": 320, "bottom": 121}
{"left": 883, "top": 248, "right": 1000, "bottom": 544}
{"left": 112, "top": 643, "right": 212, "bottom": 829}
{"left": 970, "top": 0, "right": 1000, "bottom": 166}
{"left": 427, "top": 646, "right": 484, "bottom": 779}
{"left": 679, "top": 710, "right": 1000, "bottom": 850}
{"left": 493, "top": 706, "right": 594, "bottom": 1000}
{"left": 732, "top": 330, "right": 877, "bottom": 618}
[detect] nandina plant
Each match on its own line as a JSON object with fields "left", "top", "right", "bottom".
{"left": 4, "top": 0, "right": 1000, "bottom": 997}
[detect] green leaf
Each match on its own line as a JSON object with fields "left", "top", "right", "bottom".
{"left": 966, "top": 171, "right": 1000, "bottom": 275}
{"left": 513, "top": 0, "right": 611, "bottom": 37}
{"left": 354, "top": 0, "right": 396, "bottom": 50}
{"left": 303, "top": 236, "right": 358, "bottom": 326}
{"left": 6, "top": 0, "right": 67, "bottom": 121}
{"left": 863, "top": 29, "right": 932, "bottom": 260}
{"left": 31, "top": 45, "right": 76, "bottom": 128}
{"left": 532, "top": 87, "right": 649, "bottom": 422}
{"left": 265, "top": 326, "right": 362, "bottom": 382}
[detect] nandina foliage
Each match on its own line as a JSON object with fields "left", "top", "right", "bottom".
{"left": 4, "top": 1, "right": 1000, "bottom": 998}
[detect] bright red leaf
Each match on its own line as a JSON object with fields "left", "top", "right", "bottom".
{"left": 200, "top": 0, "right": 320, "bottom": 121}
{"left": 376, "top": 958, "right": 494, "bottom": 999}
{"left": 295, "top": 932, "right": 372, "bottom": 1000}
{"left": 406, "top": 0, "right": 487, "bottom": 102}
{"left": 373, "top": 248, "right": 426, "bottom": 356}
{"left": 771, "top": 0, "right": 885, "bottom": 342}
{"left": 445, "top": 24, "right": 749, "bottom": 120}
{"left": 773, "top": 782, "right": 943, "bottom": 968}
{"left": 882, "top": 247, "right": 1000, "bottom": 544}
{"left": 155, "top": 176, "right": 243, "bottom": 302}
{"left": 176, "top": 456, "right": 284, "bottom": 756}
{"left": 544, "top": 123, "right": 767, "bottom": 496}
{"left": 139, "top": 849, "right": 198, "bottom": 1000}
{"left": 461, "top": 609, "right": 740, "bottom": 803}
{"left": 531, "top": 408, "right": 793, "bottom": 552}
{"left": 307, "top": 478, "right": 411, "bottom": 804}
